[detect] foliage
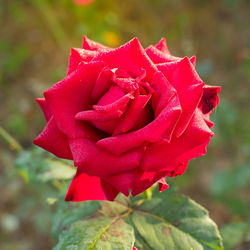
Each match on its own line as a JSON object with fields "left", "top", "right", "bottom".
{"left": 54, "top": 218, "right": 135, "bottom": 250}
{"left": 51, "top": 193, "right": 223, "bottom": 249}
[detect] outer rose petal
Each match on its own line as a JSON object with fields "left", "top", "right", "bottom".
{"left": 69, "top": 138, "right": 145, "bottom": 176}
{"left": 141, "top": 109, "right": 213, "bottom": 172}
{"left": 202, "top": 113, "right": 215, "bottom": 128}
{"left": 158, "top": 57, "right": 204, "bottom": 137}
{"left": 82, "top": 35, "right": 111, "bottom": 51}
{"left": 97, "top": 95, "right": 182, "bottom": 155}
{"left": 35, "top": 98, "right": 53, "bottom": 122}
{"left": 199, "top": 85, "right": 221, "bottom": 114}
{"left": 103, "top": 168, "right": 168, "bottom": 196}
{"left": 67, "top": 48, "right": 98, "bottom": 75}
{"left": 155, "top": 38, "right": 171, "bottom": 54}
{"left": 146, "top": 45, "right": 180, "bottom": 64}
{"left": 92, "top": 38, "right": 157, "bottom": 82}
{"left": 166, "top": 161, "right": 189, "bottom": 177}
{"left": 190, "top": 56, "right": 196, "bottom": 67}
{"left": 131, "top": 170, "right": 169, "bottom": 196}
{"left": 33, "top": 117, "right": 73, "bottom": 160}
{"left": 158, "top": 177, "right": 169, "bottom": 192}
{"left": 65, "top": 169, "right": 118, "bottom": 202}
{"left": 44, "top": 61, "right": 105, "bottom": 139}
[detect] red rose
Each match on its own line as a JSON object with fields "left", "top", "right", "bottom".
{"left": 34, "top": 36, "right": 220, "bottom": 202}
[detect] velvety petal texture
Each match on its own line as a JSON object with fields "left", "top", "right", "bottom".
{"left": 34, "top": 36, "right": 220, "bottom": 202}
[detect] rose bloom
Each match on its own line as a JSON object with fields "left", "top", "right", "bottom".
{"left": 34, "top": 36, "right": 220, "bottom": 202}
{"left": 73, "top": 0, "right": 94, "bottom": 6}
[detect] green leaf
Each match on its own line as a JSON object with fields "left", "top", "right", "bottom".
{"left": 53, "top": 217, "right": 135, "bottom": 250}
{"left": 100, "top": 194, "right": 131, "bottom": 217}
{"left": 132, "top": 212, "right": 203, "bottom": 249}
{"left": 51, "top": 199, "right": 101, "bottom": 238}
{"left": 220, "top": 222, "right": 249, "bottom": 250}
{"left": 132, "top": 194, "right": 223, "bottom": 250}
{"left": 41, "top": 159, "right": 75, "bottom": 181}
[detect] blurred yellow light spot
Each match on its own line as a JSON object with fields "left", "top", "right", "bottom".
{"left": 101, "top": 31, "right": 120, "bottom": 47}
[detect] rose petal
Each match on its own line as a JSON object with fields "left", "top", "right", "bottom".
{"left": 102, "top": 170, "right": 135, "bottom": 196}
{"left": 112, "top": 93, "right": 152, "bottom": 135}
{"left": 92, "top": 38, "right": 157, "bottom": 82}
{"left": 202, "top": 113, "right": 215, "bottom": 128}
{"left": 35, "top": 98, "right": 53, "bottom": 122}
{"left": 44, "top": 61, "right": 105, "bottom": 139}
{"left": 94, "top": 85, "right": 131, "bottom": 111}
{"left": 141, "top": 109, "right": 214, "bottom": 172}
{"left": 190, "top": 56, "right": 196, "bottom": 67}
{"left": 155, "top": 37, "right": 171, "bottom": 55}
{"left": 150, "top": 71, "right": 177, "bottom": 116}
{"left": 67, "top": 48, "right": 98, "bottom": 75}
{"left": 75, "top": 109, "right": 122, "bottom": 122}
{"left": 100, "top": 179, "right": 120, "bottom": 201}
{"left": 33, "top": 117, "right": 72, "bottom": 160}
{"left": 76, "top": 109, "right": 122, "bottom": 135}
{"left": 131, "top": 171, "right": 168, "bottom": 196}
{"left": 112, "top": 68, "right": 146, "bottom": 92}
{"left": 103, "top": 168, "right": 168, "bottom": 196}
{"left": 65, "top": 169, "right": 118, "bottom": 202}
{"left": 199, "top": 85, "right": 221, "bottom": 114}
{"left": 131, "top": 105, "right": 153, "bottom": 132}
{"left": 112, "top": 68, "right": 132, "bottom": 78}
{"left": 92, "top": 85, "right": 134, "bottom": 134}
{"left": 166, "top": 161, "right": 189, "bottom": 177}
{"left": 146, "top": 45, "right": 181, "bottom": 64}
{"left": 97, "top": 95, "right": 181, "bottom": 155}
{"left": 158, "top": 57, "right": 204, "bottom": 137}
{"left": 69, "top": 138, "right": 145, "bottom": 176}
{"left": 112, "top": 74, "right": 139, "bottom": 92}
{"left": 82, "top": 35, "right": 111, "bottom": 51}
{"left": 158, "top": 177, "right": 169, "bottom": 192}
{"left": 91, "top": 67, "right": 113, "bottom": 101}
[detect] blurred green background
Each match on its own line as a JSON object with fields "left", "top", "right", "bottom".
{"left": 0, "top": 0, "right": 249, "bottom": 249}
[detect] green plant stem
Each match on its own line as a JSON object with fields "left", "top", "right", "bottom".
{"left": 0, "top": 126, "right": 24, "bottom": 153}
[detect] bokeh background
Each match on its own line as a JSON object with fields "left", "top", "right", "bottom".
{"left": 0, "top": 0, "right": 249, "bottom": 249}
